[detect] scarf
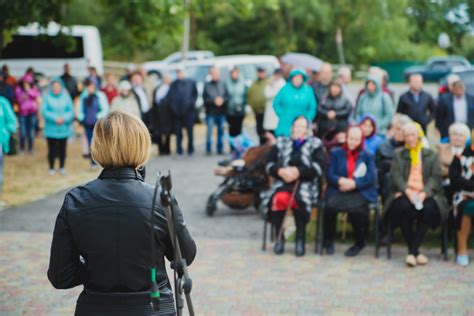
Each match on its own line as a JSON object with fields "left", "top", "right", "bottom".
{"left": 406, "top": 122, "right": 425, "bottom": 167}
{"left": 346, "top": 149, "right": 359, "bottom": 179}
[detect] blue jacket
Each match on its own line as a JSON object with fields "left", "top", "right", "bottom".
{"left": 325, "top": 147, "right": 378, "bottom": 204}
{"left": 41, "top": 78, "right": 75, "bottom": 139}
{"left": 273, "top": 69, "right": 317, "bottom": 137}
{"left": 78, "top": 89, "right": 109, "bottom": 125}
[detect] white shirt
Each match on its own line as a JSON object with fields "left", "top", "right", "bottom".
{"left": 134, "top": 86, "right": 150, "bottom": 113}
{"left": 154, "top": 84, "right": 170, "bottom": 105}
{"left": 454, "top": 95, "right": 467, "bottom": 124}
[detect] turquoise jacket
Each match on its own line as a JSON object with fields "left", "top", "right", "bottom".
{"left": 273, "top": 69, "right": 317, "bottom": 137}
{"left": 0, "top": 96, "right": 18, "bottom": 153}
{"left": 41, "top": 78, "right": 75, "bottom": 139}
{"left": 77, "top": 89, "right": 109, "bottom": 124}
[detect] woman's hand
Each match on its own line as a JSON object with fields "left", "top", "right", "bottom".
{"left": 327, "top": 110, "right": 336, "bottom": 120}
{"left": 278, "top": 167, "right": 300, "bottom": 183}
{"left": 55, "top": 117, "right": 65, "bottom": 125}
{"left": 338, "top": 177, "right": 356, "bottom": 192}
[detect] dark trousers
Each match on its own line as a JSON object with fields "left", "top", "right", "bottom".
{"left": 390, "top": 196, "right": 440, "bottom": 255}
{"left": 324, "top": 205, "right": 369, "bottom": 247}
{"left": 156, "top": 134, "right": 171, "bottom": 155}
{"left": 226, "top": 115, "right": 244, "bottom": 137}
{"left": 270, "top": 209, "right": 309, "bottom": 241}
{"left": 19, "top": 114, "right": 37, "bottom": 152}
{"left": 47, "top": 138, "right": 67, "bottom": 169}
{"left": 84, "top": 125, "right": 96, "bottom": 166}
{"left": 255, "top": 113, "right": 265, "bottom": 144}
{"left": 175, "top": 115, "right": 194, "bottom": 155}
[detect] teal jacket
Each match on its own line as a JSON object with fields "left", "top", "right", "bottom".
{"left": 0, "top": 96, "right": 18, "bottom": 154}
{"left": 41, "top": 78, "right": 75, "bottom": 139}
{"left": 273, "top": 69, "right": 317, "bottom": 137}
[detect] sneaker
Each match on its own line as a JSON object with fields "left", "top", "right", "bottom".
{"left": 325, "top": 242, "right": 335, "bottom": 255}
{"left": 273, "top": 239, "right": 285, "bottom": 255}
{"left": 416, "top": 253, "right": 429, "bottom": 265}
{"left": 59, "top": 168, "right": 66, "bottom": 175}
{"left": 456, "top": 254, "right": 469, "bottom": 267}
{"left": 345, "top": 244, "right": 365, "bottom": 257}
{"left": 48, "top": 169, "right": 55, "bottom": 176}
{"left": 405, "top": 254, "right": 417, "bottom": 267}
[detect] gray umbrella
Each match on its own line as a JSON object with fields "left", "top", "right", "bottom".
{"left": 280, "top": 52, "right": 324, "bottom": 72}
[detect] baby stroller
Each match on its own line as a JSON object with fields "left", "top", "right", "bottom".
{"left": 206, "top": 144, "right": 272, "bottom": 217}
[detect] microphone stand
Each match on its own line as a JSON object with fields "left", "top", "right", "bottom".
{"left": 158, "top": 171, "right": 195, "bottom": 316}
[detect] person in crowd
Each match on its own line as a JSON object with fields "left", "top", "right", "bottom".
{"left": 385, "top": 122, "right": 449, "bottom": 267}
{"left": 358, "top": 114, "right": 384, "bottom": 155}
{"left": 121, "top": 63, "right": 136, "bottom": 82}
{"left": 167, "top": 67, "right": 198, "bottom": 156}
{"left": 309, "top": 63, "right": 333, "bottom": 104}
{"left": 101, "top": 73, "right": 118, "bottom": 104}
{"left": 111, "top": 80, "right": 141, "bottom": 117}
{"left": 78, "top": 79, "right": 109, "bottom": 168}
{"left": 397, "top": 74, "right": 436, "bottom": 132}
{"left": 273, "top": 69, "right": 317, "bottom": 137}
{"left": 354, "top": 67, "right": 393, "bottom": 107}
{"left": 151, "top": 74, "right": 173, "bottom": 155}
{"left": 316, "top": 79, "right": 352, "bottom": 138}
{"left": 263, "top": 68, "right": 285, "bottom": 136}
{"left": 47, "top": 111, "right": 196, "bottom": 315}
{"left": 337, "top": 66, "right": 354, "bottom": 105}
{"left": 437, "top": 122, "right": 470, "bottom": 204}
{"left": 323, "top": 125, "right": 378, "bottom": 257}
{"left": 60, "top": 64, "right": 79, "bottom": 100}
{"left": 139, "top": 66, "right": 156, "bottom": 102}
{"left": 226, "top": 67, "right": 247, "bottom": 141}
{"left": 2, "top": 65, "right": 17, "bottom": 88}
{"left": 354, "top": 74, "right": 394, "bottom": 136}
{"left": 322, "top": 125, "right": 347, "bottom": 153}
{"left": 203, "top": 66, "right": 229, "bottom": 155}
{"left": 248, "top": 67, "right": 268, "bottom": 144}
{"left": 86, "top": 66, "right": 102, "bottom": 89}
{"left": 131, "top": 71, "right": 152, "bottom": 128}
{"left": 0, "top": 71, "right": 14, "bottom": 105}
{"left": 449, "top": 134, "right": 474, "bottom": 266}
{"left": 0, "top": 96, "right": 18, "bottom": 192}
{"left": 436, "top": 79, "right": 474, "bottom": 143}
{"left": 41, "top": 78, "right": 75, "bottom": 175}
{"left": 15, "top": 73, "right": 40, "bottom": 155}
{"left": 376, "top": 114, "right": 413, "bottom": 202}
{"left": 266, "top": 116, "right": 325, "bottom": 256}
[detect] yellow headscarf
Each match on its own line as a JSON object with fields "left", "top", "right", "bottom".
{"left": 406, "top": 122, "right": 425, "bottom": 166}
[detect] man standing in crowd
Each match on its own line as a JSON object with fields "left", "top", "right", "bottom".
{"left": 131, "top": 71, "right": 152, "bottom": 128}
{"left": 247, "top": 67, "right": 268, "bottom": 144}
{"left": 203, "top": 66, "right": 229, "bottom": 155}
{"left": 435, "top": 78, "right": 474, "bottom": 143}
{"left": 397, "top": 74, "right": 436, "bottom": 133}
{"left": 2, "top": 65, "right": 17, "bottom": 88}
{"left": 0, "top": 71, "right": 14, "bottom": 105}
{"left": 60, "top": 64, "right": 79, "bottom": 100}
{"left": 167, "top": 67, "right": 198, "bottom": 156}
{"left": 338, "top": 66, "right": 354, "bottom": 106}
{"left": 310, "top": 62, "right": 333, "bottom": 104}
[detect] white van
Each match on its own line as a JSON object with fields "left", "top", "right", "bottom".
{"left": 0, "top": 22, "right": 103, "bottom": 78}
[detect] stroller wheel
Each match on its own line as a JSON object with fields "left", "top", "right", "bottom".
{"left": 206, "top": 195, "right": 218, "bottom": 217}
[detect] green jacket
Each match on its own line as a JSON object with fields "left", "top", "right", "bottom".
{"left": 0, "top": 96, "right": 18, "bottom": 154}
{"left": 385, "top": 148, "right": 449, "bottom": 222}
{"left": 247, "top": 78, "right": 268, "bottom": 114}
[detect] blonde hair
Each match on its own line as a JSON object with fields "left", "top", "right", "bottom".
{"left": 91, "top": 111, "right": 151, "bottom": 168}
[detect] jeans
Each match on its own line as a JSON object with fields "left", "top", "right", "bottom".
{"left": 84, "top": 125, "right": 96, "bottom": 165}
{"left": 19, "top": 114, "right": 37, "bottom": 152}
{"left": 206, "top": 114, "right": 225, "bottom": 154}
{"left": 175, "top": 115, "right": 195, "bottom": 155}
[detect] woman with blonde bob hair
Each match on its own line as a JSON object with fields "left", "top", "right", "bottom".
{"left": 48, "top": 111, "right": 197, "bottom": 316}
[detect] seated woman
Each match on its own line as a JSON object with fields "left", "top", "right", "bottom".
{"left": 323, "top": 126, "right": 378, "bottom": 257}
{"left": 358, "top": 114, "right": 384, "bottom": 156}
{"left": 47, "top": 111, "right": 197, "bottom": 315}
{"left": 449, "top": 134, "right": 474, "bottom": 266}
{"left": 266, "top": 116, "right": 325, "bottom": 256}
{"left": 385, "top": 122, "right": 449, "bottom": 267}
{"left": 438, "top": 122, "right": 470, "bottom": 204}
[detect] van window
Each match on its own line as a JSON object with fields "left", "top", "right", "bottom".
{"left": 1, "top": 35, "right": 84, "bottom": 59}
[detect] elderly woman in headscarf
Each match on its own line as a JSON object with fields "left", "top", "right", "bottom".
{"left": 323, "top": 125, "right": 378, "bottom": 257}
{"left": 449, "top": 129, "right": 474, "bottom": 266}
{"left": 386, "top": 122, "right": 449, "bottom": 267}
{"left": 265, "top": 116, "right": 325, "bottom": 256}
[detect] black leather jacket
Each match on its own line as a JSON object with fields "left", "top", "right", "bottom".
{"left": 47, "top": 167, "right": 196, "bottom": 315}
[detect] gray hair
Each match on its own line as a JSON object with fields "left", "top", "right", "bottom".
{"left": 391, "top": 113, "right": 412, "bottom": 127}
{"left": 449, "top": 122, "right": 470, "bottom": 139}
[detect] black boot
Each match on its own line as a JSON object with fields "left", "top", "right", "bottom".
{"left": 295, "top": 219, "right": 307, "bottom": 257}
{"left": 271, "top": 211, "right": 286, "bottom": 255}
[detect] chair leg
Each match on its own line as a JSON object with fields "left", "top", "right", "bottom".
{"left": 374, "top": 206, "right": 380, "bottom": 258}
{"left": 387, "top": 221, "right": 392, "bottom": 259}
{"left": 315, "top": 208, "right": 320, "bottom": 254}
{"left": 262, "top": 218, "right": 268, "bottom": 251}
